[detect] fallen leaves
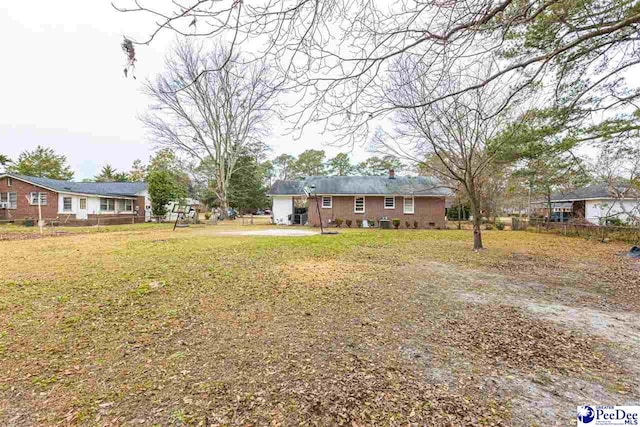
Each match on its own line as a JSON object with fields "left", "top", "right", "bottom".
{"left": 435, "top": 304, "right": 613, "bottom": 375}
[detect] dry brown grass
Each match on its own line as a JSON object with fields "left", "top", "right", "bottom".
{"left": 0, "top": 225, "right": 638, "bottom": 425}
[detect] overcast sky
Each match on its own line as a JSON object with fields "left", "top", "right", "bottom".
{"left": 0, "top": 1, "right": 372, "bottom": 180}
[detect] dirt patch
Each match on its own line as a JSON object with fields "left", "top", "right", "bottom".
{"left": 406, "top": 260, "right": 639, "bottom": 425}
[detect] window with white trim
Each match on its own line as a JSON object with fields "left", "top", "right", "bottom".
{"left": 403, "top": 196, "right": 414, "bottom": 214}
{"left": 8, "top": 192, "right": 16, "bottom": 209}
{"left": 79, "top": 198, "right": 87, "bottom": 210}
{"left": 63, "top": 197, "right": 72, "bottom": 211}
{"left": 354, "top": 196, "right": 365, "bottom": 213}
{"left": 321, "top": 196, "right": 332, "bottom": 208}
{"left": 117, "top": 199, "right": 133, "bottom": 212}
{"left": 384, "top": 197, "right": 395, "bottom": 209}
{"left": 100, "top": 198, "right": 115, "bottom": 211}
{"left": 30, "top": 192, "right": 47, "bottom": 205}
{"left": 7, "top": 178, "right": 12, "bottom": 186}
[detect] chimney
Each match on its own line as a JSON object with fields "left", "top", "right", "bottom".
{"left": 388, "top": 169, "right": 395, "bottom": 179}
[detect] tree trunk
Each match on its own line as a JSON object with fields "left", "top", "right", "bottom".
{"left": 545, "top": 193, "right": 552, "bottom": 230}
{"left": 219, "top": 199, "right": 229, "bottom": 219}
{"left": 470, "top": 203, "right": 483, "bottom": 250}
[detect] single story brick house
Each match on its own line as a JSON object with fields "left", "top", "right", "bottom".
{"left": 269, "top": 172, "right": 451, "bottom": 228}
{"left": 0, "top": 173, "right": 150, "bottom": 225}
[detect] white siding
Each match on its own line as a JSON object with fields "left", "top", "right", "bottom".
{"left": 58, "top": 193, "right": 76, "bottom": 215}
{"left": 87, "top": 197, "right": 101, "bottom": 215}
{"left": 57, "top": 194, "right": 138, "bottom": 217}
{"left": 272, "top": 196, "right": 294, "bottom": 225}
{"left": 585, "top": 199, "right": 640, "bottom": 224}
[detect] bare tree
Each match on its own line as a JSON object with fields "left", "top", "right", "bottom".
{"left": 373, "top": 60, "right": 517, "bottom": 250}
{"left": 116, "top": 0, "right": 640, "bottom": 145}
{"left": 141, "top": 41, "right": 278, "bottom": 215}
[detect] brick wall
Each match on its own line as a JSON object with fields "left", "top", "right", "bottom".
{"left": 0, "top": 176, "right": 59, "bottom": 221}
{"left": 308, "top": 195, "right": 446, "bottom": 229}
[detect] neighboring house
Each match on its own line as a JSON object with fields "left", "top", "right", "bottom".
{"left": 164, "top": 198, "right": 201, "bottom": 222}
{"left": 535, "top": 183, "right": 640, "bottom": 225}
{"left": 269, "top": 171, "right": 451, "bottom": 228}
{"left": 0, "top": 173, "right": 150, "bottom": 225}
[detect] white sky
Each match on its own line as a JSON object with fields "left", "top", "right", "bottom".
{"left": 0, "top": 1, "right": 372, "bottom": 180}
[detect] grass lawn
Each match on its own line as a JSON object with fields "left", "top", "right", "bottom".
{"left": 1, "top": 224, "right": 639, "bottom": 425}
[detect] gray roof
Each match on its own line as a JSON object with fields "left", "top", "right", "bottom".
{"left": 5, "top": 174, "right": 147, "bottom": 197}
{"left": 269, "top": 176, "right": 451, "bottom": 196}
{"left": 551, "top": 183, "right": 638, "bottom": 201}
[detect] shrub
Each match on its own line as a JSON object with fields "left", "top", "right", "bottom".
{"left": 367, "top": 219, "right": 376, "bottom": 228}
{"left": 204, "top": 212, "right": 212, "bottom": 220}
{"left": 335, "top": 218, "right": 344, "bottom": 228}
{"left": 345, "top": 219, "right": 352, "bottom": 228}
{"left": 485, "top": 223, "right": 494, "bottom": 230}
{"left": 606, "top": 217, "right": 624, "bottom": 227}
{"left": 495, "top": 220, "right": 505, "bottom": 230}
{"left": 392, "top": 218, "right": 401, "bottom": 229}
{"left": 405, "top": 220, "right": 411, "bottom": 228}
{"left": 356, "top": 219, "right": 363, "bottom": 228}
{"left": 413, "top": 220, "right": 419, "bottom": 229}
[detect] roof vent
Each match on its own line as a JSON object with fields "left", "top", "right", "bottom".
{"left": 388, "top": 169, "right": 395, "bottom": 179}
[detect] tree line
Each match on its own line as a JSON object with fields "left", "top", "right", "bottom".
{"left": 268, "top": 151, "right": 403, "bottom": 181}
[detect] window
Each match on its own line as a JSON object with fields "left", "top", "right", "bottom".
{"left": 117, "top": 199, "right": 133, "bottom": 212}
{"left": 321, "top": 196, "right": 332, "bottom": 209}
{"left": 79, "top": 198, "right": 87, "bottom": 210}
{"left": 30, "top": 192, "right": 47, "bottom": 205}
{"left": 384, "top": 197, "right": 395, "bottom": 209}
{"left": 354, "top": 196, "right": 365, "bottom": 213}
{"left": 8, "top": 192, "right": 16, "bottom": 209}
{"left": 7, "top": 178, "right": 12, "bottom": 186}
{"left": 403, "top": 196, "right": 414, "bottom": 214}
{"left": 100, "top": 198, "right": 115, "bottom": 211}
{"left": 63, "top": 197, "right": 72, "bottom": 211}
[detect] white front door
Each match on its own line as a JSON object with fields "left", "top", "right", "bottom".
{"left": 77, "top": 198, "right": 88, "bottom": 220}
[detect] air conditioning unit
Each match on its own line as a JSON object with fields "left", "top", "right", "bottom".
{"left": 0, "top": 202, "right": 8, "bottom": 209}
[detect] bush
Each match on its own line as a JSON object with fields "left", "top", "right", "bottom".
{"left": 204, "top": 212, "right": 212, "bottom": 220}
{"left": 606, "top": 217, "right": 624, "bottom": 226}
{"left": 392, "top": 218, "right": 401, "bottom": 229}
{"left": 335, "top": 218, "right": 344, "bottom": 228}
{"left": 495, "top": 220, "right": 505, "bottom": 230}
{"left": 356, "top": 219, "right": 363, "bottom": 228}
{"left": 367, "top": 219, "right": 376, "bottom": 228}
{"left": 405, "top": 220, "right": 411, "bottom": 228}
{"left": 345, "top": 219, "right": 352, "bottom": 228}
{"left": 413, "top": 220, "right": 419, "bottom": 229}
{"left": 485, "top": 223, "right": 494, "bottom": 230}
